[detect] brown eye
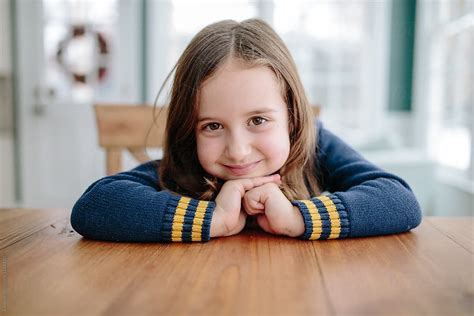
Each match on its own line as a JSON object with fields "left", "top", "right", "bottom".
{"left": 205, "top": 123, "right": 222, "bottom": 131}
{"left": 250, "top": 117, "right": 267, "bottom": 126}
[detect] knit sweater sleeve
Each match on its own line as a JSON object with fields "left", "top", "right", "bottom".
{"left": 70, "top": 161, "right": 215, "bottom": 242}
{"left": 291, "top": 122, "right": 422, "bottom": 240}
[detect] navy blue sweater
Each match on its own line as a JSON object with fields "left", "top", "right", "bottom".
{"left": 71, "top": 124, "right": 422, "bottom": 242}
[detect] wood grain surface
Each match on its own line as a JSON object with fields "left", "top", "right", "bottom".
{"left": 0, "top": 209, "right": 472, "bottom": 315}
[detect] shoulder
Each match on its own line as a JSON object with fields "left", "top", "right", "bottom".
{"left": 84, "top": 160, "right": 162, "bottom": 192}
{"left": 131, "top": 159, "right": 161, "bottom": 175}
{"left": 121, "top": 160, "right": 162, "bottom": 188}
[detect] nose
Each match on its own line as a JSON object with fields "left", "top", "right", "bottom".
{"left": 225, "top": 131, "right": 252, "bottom": 162}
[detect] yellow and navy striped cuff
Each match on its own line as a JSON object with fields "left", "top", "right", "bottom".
{"left": 161, "top": 195, "right": 215, "bottom": 242}
{"left": 292, "top": 195, "right": 349, "bottom": 240}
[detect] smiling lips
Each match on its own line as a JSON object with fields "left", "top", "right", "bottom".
{"left": 223, "top": 161, "right": 261, "bottom": 176}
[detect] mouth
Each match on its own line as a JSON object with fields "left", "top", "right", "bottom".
{"left": 222, "top": 161, "right": 261, "bottom": 176}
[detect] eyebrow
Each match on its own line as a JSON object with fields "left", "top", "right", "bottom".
{"left": 198, "top": 107, "right": 278, "bottom": 123}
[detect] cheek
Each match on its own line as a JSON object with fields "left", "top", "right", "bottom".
{"left": 259, "top": 129, "right": 290, "bottom": 164}
{"left": 196, "top": 136, "right": 221, "bottom": 168}
{"left": 272, "top": 139, "right": 291, "bottom": 165}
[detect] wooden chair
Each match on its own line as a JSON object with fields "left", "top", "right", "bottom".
{"left": 95, "top": 104, "right": 321, "bottom": 175}
{"left": 311, "top": 105, "right": 321, "bottom": 118}
{"left": 94, "top": 104, "right": 167, "bottom": 175}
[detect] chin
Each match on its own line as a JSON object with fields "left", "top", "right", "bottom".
{"left": 211, "top": 165, "right": 277, "bottom": 180}
{"left": 225, "top": 172, "right": 270, "bottom": 180}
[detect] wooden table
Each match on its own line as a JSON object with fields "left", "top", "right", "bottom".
{"left": 0, "top": 208, "right": 472, "bottom": 315}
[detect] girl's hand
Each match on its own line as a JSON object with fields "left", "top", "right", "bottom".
{"left": 242, "top": 183, "right": 305, "bottom": 237}
{"left": 210, "top": 174, "right": 281, "bottom": 238}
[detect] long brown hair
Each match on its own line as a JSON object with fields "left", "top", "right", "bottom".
{"left": 158, "top": 19, "right": 320, "bottom": 200}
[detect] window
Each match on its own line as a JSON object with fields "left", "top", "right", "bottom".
{"left": 147, "top": 0, "right": 257, "bottom": 105}
{"left": 415, "top": 0, "right": 473, "bottom": 189}
{"left": 272, "top": 0, "right": 390, "bottom": 143}
{"left": 148, "top": 0, "right": 391, "bottom": 145}
{"left": 43, "top": 0, "right": 119, "bottom": 102}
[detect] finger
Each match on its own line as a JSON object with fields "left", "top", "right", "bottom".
{"left": 273, "top": 174, "right": 282, "bottom": 186}
{"left": 243, "top": 186, "right": 267, "bottom": 213}
{"left": 240, "top": 174, "right": 281, "bottom": 192}
{"left": 242, "top": 194, "right": 264, "bottom": 215}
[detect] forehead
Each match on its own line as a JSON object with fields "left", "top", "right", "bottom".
{"left": 198, "top": 59, "right": 286, "bottom": 116}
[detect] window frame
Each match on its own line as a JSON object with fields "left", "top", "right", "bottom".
{"left": 413, "top": 0, "right": 474, "bottom": 193}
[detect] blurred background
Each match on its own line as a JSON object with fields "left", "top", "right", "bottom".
{"left": 0, "top": 0, "right": 472, "bottom": 215}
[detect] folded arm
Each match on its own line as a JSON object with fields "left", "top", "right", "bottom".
{"left": 70, "top": 161, "right": 215, "bottom": 242}
{"left": 292, "top": 123, "right": 422, "bottom": 240}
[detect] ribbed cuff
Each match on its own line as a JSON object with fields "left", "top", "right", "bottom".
{"left": 292, "top": 194, "right": 350, "bottom": 240}
{"left": 161, "top": 195, "right": 215, "bottom": 242}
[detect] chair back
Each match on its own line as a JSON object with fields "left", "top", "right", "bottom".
{"left": 94, "top": 104, "right": 167, "bottom": 175}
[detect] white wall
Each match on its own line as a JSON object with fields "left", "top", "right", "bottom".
{"left": 432, "top": 180, "right": 473, "bottom": 216}
{"left": 0, "top": 0, "right": 11, "bottom": 73}
{"left": 0, "top": 0, "right": 15, "bottom": 207}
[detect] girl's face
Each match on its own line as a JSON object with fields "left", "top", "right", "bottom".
{"left": 196, "top": 58, "right": 290, "bottom": 180}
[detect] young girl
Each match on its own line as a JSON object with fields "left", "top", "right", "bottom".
{"left": 71, "top": 19, "right": 422, "bottom": 242}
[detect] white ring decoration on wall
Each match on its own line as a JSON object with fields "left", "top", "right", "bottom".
{"left": 56, "top": 25, "right": 109, "bottom": 84}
